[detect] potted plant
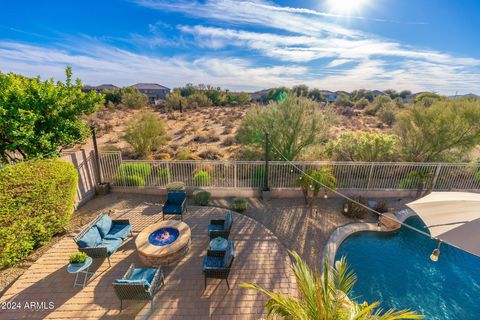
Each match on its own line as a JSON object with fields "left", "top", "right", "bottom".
{"left": 68, "top": 252, "right": 89, "bottom": 266}
{"left": 95, "top": 182, "right": 110, "bottom": 195}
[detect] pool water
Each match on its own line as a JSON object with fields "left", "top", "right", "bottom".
{"left": 335, "top": 217, "right": 480, "bottom": 319}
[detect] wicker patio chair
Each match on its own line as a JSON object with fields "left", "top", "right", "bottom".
{"left": 162, "top": 191, "right": 187, "bottom": 220}
{"left": 202, "top": 241, "right": 235, "bottom": 290}
{"left": 112, "top": 264, "right": 165, "bottom": 311}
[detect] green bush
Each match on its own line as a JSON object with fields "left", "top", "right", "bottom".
{"left": 166, "top": 181, "right": 186, "bottom": 191}
{"left": 118, "top": 163, "right": 152, "bottom": 177}
{"left": 0, "top": 159, "right": 78, "bottom": 268}
{"left": 250, "top": 167, "right": 265, "bottom": 187}
{"left": 193, "top": 170, "right": 211, "bottom": 186}
{"left": 124, "top": 111, "right": 169, "bottom": 158}
{"left": 398, "top": 175, "right": 420, "bottom": 189}
{"left": 115, "top": 174, "right": 146, "bottom": 186}
{"left": 68, "top": 252, "right": 89, "bottom": 264}
{"left": 231, "top": 197, "right": 248, "bottom": 212}
{"left": 193, "top": 189, "right": 211, "bottom": 206}
{"left": 157, "top": 167, "right": 171, "bottom": 185}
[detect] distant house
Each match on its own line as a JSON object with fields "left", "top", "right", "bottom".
{"left": 130, "top": 83, "right": 170, "bottom": 105}
{"left": 319, "top": 90, "right": 336, "bottom": 103}
{"left": 371, "top": 90, "right": 386, "bottom": 99}
{"left": 82, "top": 84, "right": 118, "bottom": 93}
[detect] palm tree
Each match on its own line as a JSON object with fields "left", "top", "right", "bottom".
{"left": 296, "top": 167, "right": 337, "bottom": 208}
{"left": 241, "top": 251, "right": 423, "bottom": 320}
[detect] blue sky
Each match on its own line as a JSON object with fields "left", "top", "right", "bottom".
{"left": 0, "top": 0, "right": 479, "bottom": 94}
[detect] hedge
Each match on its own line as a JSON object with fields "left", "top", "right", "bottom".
{"left": 0, "top": 159, "right": 78, "bottom": 268}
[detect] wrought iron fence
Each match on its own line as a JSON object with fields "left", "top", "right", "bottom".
{"left": 99, "top": 152, "right": 480, "bottom": 191}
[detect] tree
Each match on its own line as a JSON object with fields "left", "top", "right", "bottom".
{"left": 326, "top": 132, "right": 398, "bottom": 162}
{"left": 241, "top": 251, "right": 423, "bottom": 320}
{"left": 292, "top": 84, "right": 309, "bottom": 97}
{"left": 296, "top": 167, "right": 336, "bottom": 207}
{"left": 124, "top": 111, "right": 169, "bottom": 158}
{"left": 121, "top": 87, "right": 148, "bottom": 109}
{"left": 237, "top": 96, "right": 336, "bottom": 160}
{"left": 365, "top": 95, "right": 392, "bottom": 115}
{"left": 394, "top": 98, "right": 480, "bottom": 162}
{"left": 164, "top": 89, "right": 187, "bottom": 111}
{"left": 0, "top": 67, "right": 103, "bottom": 162}
{"left": 399, "top": 90, "right": 412, "bottom": 99}
{"left": 307, "top": 88, "right": 325, "bottom": 102}
{"left": 414, "top": 92, "right": 444, "bottom": 107}
{"left": 334, "top": 94, "right": 353, "bottom": 107}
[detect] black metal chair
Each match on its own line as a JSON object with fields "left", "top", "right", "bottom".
{"left": 112, "top": 264, "right": 165, "bottom": 311}
{"left": 207, "top": 211, "right": 233, "bottom": 239}
{"left": 202, "top": 241, "right": 234, "bottom": 290}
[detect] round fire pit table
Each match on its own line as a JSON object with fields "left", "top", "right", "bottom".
{"left": 136, "top": 220, "right": 191, "bottom": 266}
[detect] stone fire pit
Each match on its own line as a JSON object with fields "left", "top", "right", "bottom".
{"left": 135, "top": 220, "right": 191, "bottom": 266}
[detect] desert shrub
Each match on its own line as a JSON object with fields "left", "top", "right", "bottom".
{"left": 187, "top": 92, "right": 212, "bottom": 108}
{"left": 0, "top": 159, "right": 78, "bottom": 268}
{"left": 121, "top": 87, "right": 148, "bottom": 109}
{"left": 225, "top": 92, "right": 251, "bottom": 106}
{"left": 343, "top": 196, "right": 368, "bottom": 219}
{"left": 157, "top": 167, "right": 171, "bottom": 184}
{"left": 377, "top": 104, "right": 396, "bottom": 126}
{"left": 118, "top": 163, "right": 152, "bottom": 178}
{"left": 354, "top": 97, "right": 369, "bottom": 109}
{"left": 166, "top": 181, "right": 186, "bottom": 191}
{"left": 326, "top": 132, "right": 398, "bottom": 162}
{"left": 222, "top": 136, "right": 236, "bottom": 146}
{"left": 115, "top": 174, "right": 146, "bottom": 186}
{"left": 164, "top": 90, "right": 187, "bottom": 111}
{"left": 365, "top": 95, "right": 392, "bottom": 115}
{"left": 231, "top": 197, "right": 248, "bottom": 212}
{"left": 334, "top": 94, "right": 353, "bottom": 107}
{"left": 69, "top": 252, "right": 89, "bottom": 264}
{"left": 374, "top": 200, "right": 389, "bottom": 213}
{"left": 192, "top": 133, "right": 209, "bottom": 143}
{"left": 193, "top": 189, "right": 211, "bottom": 206}
{"left": 193, "top": 170, "right": 211, "bottom": 186}
{"left": 124, "top": 111, "right": 169, "bottom": 158}
{"left": 398, "top": 175, "right": 420, "bottom": 189}
{"left": 198, "top": 148, "right": 223, "bottom": 160}
{"left": 176, "top": 149, "right": 195, "bottom": 160}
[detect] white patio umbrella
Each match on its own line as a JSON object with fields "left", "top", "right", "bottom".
{"left": 406, "top": 192, "right": 480, "bottom": 258}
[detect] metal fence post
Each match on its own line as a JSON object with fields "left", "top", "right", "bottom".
{"left": 234, "top": 163, "right": 237, "bottom": 189}
{"left": 366, "top": 163, "right": 374, "bottom": 189}
{"left": 431, "top": 164, "right": 442, "bottom": 191}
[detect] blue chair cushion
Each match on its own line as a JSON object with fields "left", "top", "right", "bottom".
{"left": 129, "top": 268, "right": 157, "bottom": 288}
{"left": 97, "top": 237, "right": 123, "bottom": 255}
{"left": 202, "top": 255, "right": 224, "bottom": 272}
{"left": 224, "top": 212, "right": 233, "bottom": 231}
{"left": 208, "top": 224, "right": 224, "bottom": 235}
{"left": 77, "top": 226, "right": 102, "bottom": 248}
{"left": 167, "top": 192, "right": 186, "bottom": 205}
{"left": 113, "top": 279, "right": 149, "bottom": 289}
{"left": 95, "top": 214, "right": 112, "bottom": 238}
{"left": 106, "top": 223, "right": 131, "bottom": 240}
{"left": 163, "top": 204, "right": 182, "bottom": 215}
{"left": 223, "top": 241, "right": 234, "bottom": 267}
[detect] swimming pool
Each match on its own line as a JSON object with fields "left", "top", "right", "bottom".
{"left": 335, "top": 216, "right": 480, "bottom": 319}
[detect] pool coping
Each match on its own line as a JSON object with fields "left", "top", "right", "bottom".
{"left": 322, "top": 209, "right": 417, "bottom": 270}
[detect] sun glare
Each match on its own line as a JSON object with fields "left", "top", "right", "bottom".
{"left": 327, "top": 0, "right": 369, "bottom": 15}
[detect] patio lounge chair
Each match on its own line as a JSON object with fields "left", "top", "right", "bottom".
{"left": 202, "top": 241, "right": 235, "bottom": 290}
{"left": 162, "top": 191, "right": 187, "bottom": 220}
{"left": 207, "top": 211, "right": 233, "bottom": 239}
{"left": 112, "top": 264, "right": 165, "bottom": 311}
{"left": 73, "top": 212, "right": 132, "bottom": 266}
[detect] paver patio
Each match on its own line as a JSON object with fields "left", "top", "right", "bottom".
{"left": 0, "top": 201, "right": 296, "bottom": 319}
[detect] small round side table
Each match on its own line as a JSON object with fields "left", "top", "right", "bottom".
{"left": 67, "top": 257, "right": 94, "bottom": 288}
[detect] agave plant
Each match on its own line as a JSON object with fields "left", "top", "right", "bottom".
{"left": 241, "top": 251, "right": 423, "bottom": 320}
